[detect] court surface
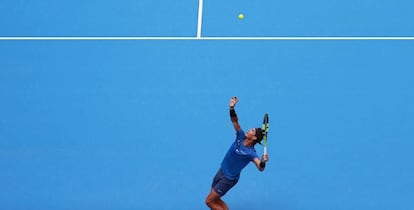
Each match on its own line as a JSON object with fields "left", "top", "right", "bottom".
{"left": 1, "top": 0, "right": 414, "bottom": 209}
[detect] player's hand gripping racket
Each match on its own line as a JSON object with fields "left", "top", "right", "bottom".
{"left": 261, "top": 113, "right": 269, "bottom": 155}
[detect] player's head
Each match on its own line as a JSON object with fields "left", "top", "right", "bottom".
{"left": 255, "top": 128, "right": 264, "bottom": 144}
{"left": 246, "top": 128, "right": 264, "bottom": 144}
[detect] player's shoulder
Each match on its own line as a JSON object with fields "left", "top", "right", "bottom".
{"left": 236, "top": 128, "right": 245, "bottom": 136}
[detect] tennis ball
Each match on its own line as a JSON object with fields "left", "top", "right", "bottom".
{"left": 238, "top": 13, "right": 244, "bottom": 20}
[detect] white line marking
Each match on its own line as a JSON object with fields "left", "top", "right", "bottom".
{"left": 1, "top": 37, "right": 414, "bottom": 40}
{"left": 0, "top": 37, "right": 198, "bottom": 40}
{"left": 197, "top": 0, "right": 204, "bottom": 38}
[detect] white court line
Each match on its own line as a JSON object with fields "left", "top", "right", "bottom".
{"left": 197, "top": 0, "right": 204, "bottom": 38}
{"left": 1, "top": 37, "right": 414, "bottom": 40}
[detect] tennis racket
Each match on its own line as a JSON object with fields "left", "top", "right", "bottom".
{"left": 261, "top": 113, "right": 269, "bottom": 155}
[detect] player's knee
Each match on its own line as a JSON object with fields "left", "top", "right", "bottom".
{"left": 205, "top": 197, "right": 218, "bottom": 209}
{"left": 205, "top": 197, "right": 213, "bottom": 207}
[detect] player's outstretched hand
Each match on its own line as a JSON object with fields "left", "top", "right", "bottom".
{"left": 229, "top": 96, "right": 239, "bottom": 108}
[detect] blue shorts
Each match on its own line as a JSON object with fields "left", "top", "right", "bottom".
{"left": 211, "top": 168, "right": 239, "bottom": 196}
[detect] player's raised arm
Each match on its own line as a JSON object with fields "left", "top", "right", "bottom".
{"left": 229, "top": 96, "right": 241, "bottom": 131}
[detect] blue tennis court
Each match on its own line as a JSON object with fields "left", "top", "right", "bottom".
{"left": 1, "top": 1, "right": 414, "bottom": 210}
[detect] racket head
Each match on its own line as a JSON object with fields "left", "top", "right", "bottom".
{"left": 261, "top": 113, "right": 269, "bottom": 147}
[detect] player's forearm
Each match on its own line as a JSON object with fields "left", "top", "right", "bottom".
{"left": 229, "top": 107, "right": 238, "bottom": 122}
{"left": 254, "top": 158, "right": 266, "bottom": 171}
{"left": 259, "top": 160, "right": 266, "bottom": 170}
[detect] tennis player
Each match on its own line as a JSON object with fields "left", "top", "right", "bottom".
{"left": 205, "top": 96, "right": 269, "bottom": 210}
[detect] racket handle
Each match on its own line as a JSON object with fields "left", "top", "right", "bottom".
{"left": 264, "top": 147, "right": 267, "bottom": 155}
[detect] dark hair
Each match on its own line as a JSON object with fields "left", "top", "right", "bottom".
{"left": 255, "top": 128, "right": 264, "bottom": 143}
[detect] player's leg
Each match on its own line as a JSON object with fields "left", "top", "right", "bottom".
{"left": 206, "top": 169, "right": 237, "bottom": 210}
{"left": 216, "top": 197, "right": 229, "bottom": 210}
{"left": 205, "top": 188, "right": 227, "bottom": 210}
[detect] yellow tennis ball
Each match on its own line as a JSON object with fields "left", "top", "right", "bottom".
{"left": 238, "top": 13, "right": 244, "bottom": 20}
